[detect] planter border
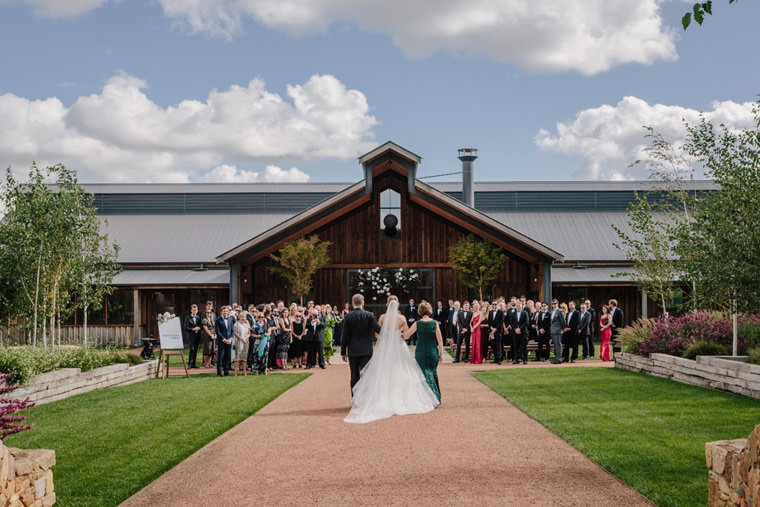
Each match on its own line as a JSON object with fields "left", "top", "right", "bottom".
{"left": 15, "top": 360, "right": 158, "bottom": 405}
{"left": 615, "top": 352, "right": 760, "bottom": 399}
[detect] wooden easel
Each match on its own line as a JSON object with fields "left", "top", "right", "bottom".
{"left": 155, "top": 349, "right": 189, "bottom": 379}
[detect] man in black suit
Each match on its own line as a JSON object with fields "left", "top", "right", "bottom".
{"left": 562, "top": 301, "right": 580, "bottom": 363}
{"left": 583, "top": 299, "right": 596, "bottom": 359}
{"left": 609, "top": 299, "right": 624, "bottom": 353}
{"left": 534, "top": 302, "right": 549, "bottom": 361}
{"left": 456, "top": 301, "right": 473, "bottom": 362}
{"left": 341, "top": 294, "right": 381, "bottom": 394}
{"left": 487, "top": 301, "right": 504, "bottom": 364}
{"left": 214, "top": 305, "right": 235, "bottom": 376}
{"left": 504, "top": 297, "right": 517, "bottom": 362}
{"left": 435, "top": 300, "right": 449, "bottom": 343}
{"left": 305, "top": 307, "right": 326, "bottom": 369}
{"left": 184, "top": 304, "right": 202, "bottom": 368}
{"left": 577, "top": 303, "right": 592, "bottom": 361}
{"left": 509, "top": 301, "right": 529, "bottom": 364}
{"left": 404, "top": 298, "right": 418, "bottom": 345}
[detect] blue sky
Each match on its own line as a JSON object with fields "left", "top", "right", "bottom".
{"left": 0, "top": 0, "right": 758, "bottom": 184}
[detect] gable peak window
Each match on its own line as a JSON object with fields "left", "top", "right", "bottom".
{"left": 380, "top": 188, "right": 400, "bottom": 237}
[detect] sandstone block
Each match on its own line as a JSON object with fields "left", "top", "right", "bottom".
{"left": 707, "top": 441, "right": 715, "bottom": 468}
{"left": 709, "top": 478, "right": 719, "bottom": 505}
{"left": 1, "top": 446, "right": 14, "bottom": 483}
{"left": 41, "top": 490, "right": 55, "bottom": 507}
{"left": 44, "top": 470, "right": 52, "bottom": 493}
{"left": 34, "top": 474, "right": 46, "bottom": 498}
{"left": 20, "top": 491, "right": 35, "bottom": 507}
{"left": 14, "top": 459, "right": 32, "bottom": 477}
{"left": 15, "top": 478, "right": 29, "bottom": 493}
{"left": 713, "top": 445, "right": 729, "bottom": 475}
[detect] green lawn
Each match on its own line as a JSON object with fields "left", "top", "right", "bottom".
{"left": 5, "top": 373, "right": 307, "bottom": 507}
{"left": 474, "top": 367, "right": 760, "bottom": 507}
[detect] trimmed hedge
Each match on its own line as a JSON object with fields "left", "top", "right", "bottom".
{"left": 0, "top": 346, "right": 143, "bottom": 384}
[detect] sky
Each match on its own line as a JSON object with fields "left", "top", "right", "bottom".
{"left": 0, "top": 0, "right": 758, "bottom": 184}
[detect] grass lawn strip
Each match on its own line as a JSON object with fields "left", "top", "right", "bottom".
{"left": 474, "top": 367, "right": 760, "bottom": 507}
{"left": 5, "top": 373, "right": 307, "bottom": 507}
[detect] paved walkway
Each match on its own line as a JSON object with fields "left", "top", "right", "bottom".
{"left": 121, "top": 358, "right": 652, "bottom": 506}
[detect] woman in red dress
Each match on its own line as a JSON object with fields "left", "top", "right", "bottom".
{"left": 470, "top": 301, "right": 483, "bottom": 364}
{"left": 599, "top": 305, "right": 612, "bottom": 361}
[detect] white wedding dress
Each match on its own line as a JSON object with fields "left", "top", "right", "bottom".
{"left": 344, "top": 300, "right": 440, "bottom": 424}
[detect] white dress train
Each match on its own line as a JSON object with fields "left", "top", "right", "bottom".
{"left": 344, "top": 300, "right": 440, "bottom": 424}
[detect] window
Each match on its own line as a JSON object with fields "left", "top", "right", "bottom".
{"left": 380, "top": 188, "right": 401, "bottom": 237}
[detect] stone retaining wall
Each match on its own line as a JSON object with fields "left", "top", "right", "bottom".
{"left": 0, "top": 442, "right": 55, "bottom": 506}
{"left": 615, "top": 353, "right": 760, "bottom": 399}
{"left": 706, "top": 425, "right": 760, "bottom": 506}
{"left": 15, "top": 360, "right": 157, "bottom": 405}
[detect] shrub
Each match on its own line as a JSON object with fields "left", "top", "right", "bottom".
{"left": 618, "top": 318, "right": 656, "bottom": 354}
{"left": 0, "top": 346, "right": 143, "bottom": 384}
{"left": 747, "top": 346, "right": 760, "bottom": 366}
{"left": 637, "top": 311, "right": 760, "bottom": 358}
{"left": 682, "top": 341, "right": 732, "bottom": 360}
{"left": 0, "top": 372, "right": 35, "bottom": 439}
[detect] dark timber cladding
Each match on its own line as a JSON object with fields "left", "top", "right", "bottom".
{"left": 225, "top": 142, "right": 562, "bottom": 306}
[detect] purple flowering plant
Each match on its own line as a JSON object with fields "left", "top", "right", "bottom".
{"left": 637, "top": 311, "right": 760, "bottom": 357}
{"left": 0, "top": 372, "right": 34, "bottom": 439}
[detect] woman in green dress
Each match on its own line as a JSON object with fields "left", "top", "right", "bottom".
{"left": 323, "top": 304, "right": 336, "bottom": 364}
{"left": 403, "top": 301, "right": 444, "bottom": 402}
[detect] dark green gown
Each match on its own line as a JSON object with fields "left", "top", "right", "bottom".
{"left": 414, "top": 319, "right": 441, "bottom": 402}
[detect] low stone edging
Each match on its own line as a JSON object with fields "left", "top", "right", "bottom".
{"left": 15, "top": 360, "right": 158, "bottom": 405}
{"left": 706, "top": 424, "right": 760, "bottom": 506}
{"left": 615, "top": 352, "right": 760, "bottom": 399}
{"left": 0, "top": 441, "right": 56, "bottom": 506}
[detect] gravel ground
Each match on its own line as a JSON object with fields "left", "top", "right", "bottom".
{"left": 120, "top": 357, "right": 653, "bottom": 507}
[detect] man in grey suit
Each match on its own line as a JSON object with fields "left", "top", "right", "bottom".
{"left": 341, "top": 294, "right": 381, "bottom": 394}
{"left": 577, "top": 303, "right": 592, "bottom": 361}
{"left": 549, "top": 299, "right": 565, "bottom": 364}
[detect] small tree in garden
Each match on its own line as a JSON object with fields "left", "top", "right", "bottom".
{"left": 269, "top": 236, "right": 331, "bottom": 305}
{"left": 449, "top": 234, "right": 506, "bottom": 300}
{"left": 0, "top": 372, "right": 34, "bottom": 439}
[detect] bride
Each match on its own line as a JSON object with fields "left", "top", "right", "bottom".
{"left": 344, "top": 296, "right": 440, "bottom": 424}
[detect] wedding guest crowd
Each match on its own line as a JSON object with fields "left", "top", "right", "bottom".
{"left": 180, "top": 295, "right": 621, "bottom": 375}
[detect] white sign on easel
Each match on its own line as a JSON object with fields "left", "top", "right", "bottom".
{"left": 158, "top": 317, "right": 184, "bottom": 350}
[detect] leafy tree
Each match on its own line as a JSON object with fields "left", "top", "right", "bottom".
{"left": 269, "top": 236, "right": 331, "bottom": 305}
{"left": 673, "top": 106, "right": 760, "bottom": 314}
{"left": 0, "top": 164, "right": 120, "bottom": 345}
{"left": 449, "top": 234, "right": 506, "bottom": 300}
{"left": 682, "top": 1, "right": 737, "bottom": 29}
{"left": 613, "top": 126, "right": 695, "bottom": 315}
{"left": 613, "top": 195, "right": 678, "bottom": 315}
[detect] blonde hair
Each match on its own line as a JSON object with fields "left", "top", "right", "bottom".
{"left": 386, "top": 295, "right": 399, "bottom": 306}
{"left": 418, "top": 301, "right": 433, "bottom": 317}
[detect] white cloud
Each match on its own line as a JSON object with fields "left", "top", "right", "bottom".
{"left": 534, "top": 96, "right": 757, "bottom": 180}
{"left": 23, "top": 0, "right": 109, "bottom": 17}
{"left": 0, "top": 73, "right": 377, "bottom": 183}
{"left": 157, "top": 0, "right": 678, "bottom": 74}
{"left": 201, "top": 164, "right": 309, "bottom": 182}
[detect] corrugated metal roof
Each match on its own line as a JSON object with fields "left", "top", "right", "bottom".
{"left": 102, "top": 211, "right": 638, "bottom": 264}
{"left": 112, "top": 269, "right": 229, "bottom": 286}
{"left": 551, "top": 266, "right": 634, "bottom": 283}
{"left": 485, "top": 212, "right": 636, "bottom": 262}
{"left": 101, "top": 214, "right": 293, "bottom": 263}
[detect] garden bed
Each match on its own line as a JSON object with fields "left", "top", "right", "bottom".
{"left": 615, "top": 352, "right": 760, "bottom": 399}
{"left": 14, "top": 360, "right": 157, "bottom": 405}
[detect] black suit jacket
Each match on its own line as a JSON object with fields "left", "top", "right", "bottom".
{"left": 611, "top": 307, "right": 623, "bottom": 331}
{"left": 404, "top": 305, "right": 418, "bottom": 325}
{"left": 509, "top": 309, "right": 529, "bottom": 337}
{"left": 184, "top": 314, "right": 202, "bottom": 341}
{"left": 304, "top": 315, "right": 325, "bottom": 343}
{"left": 487, "top": 309, "right": 504, "bottom": 336}
{"left": 435, "top": 306, "right": 448, "bottom": 326}
{"left": 565, "top": 310, "right": 580, "bottom": 334}
{"left": 340, "top": 307, "right": 381, "bottom": 357}
{"left": 457, "top": 310, "right": 473, "bottom": 335}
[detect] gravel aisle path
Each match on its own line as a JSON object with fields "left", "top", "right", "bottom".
{"left": 121, "top": 359, "right": 652, "bottom": 507}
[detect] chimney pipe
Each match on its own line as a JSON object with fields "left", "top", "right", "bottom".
{"left": 458, "top": 148, "right": 478, "bottom": 207}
